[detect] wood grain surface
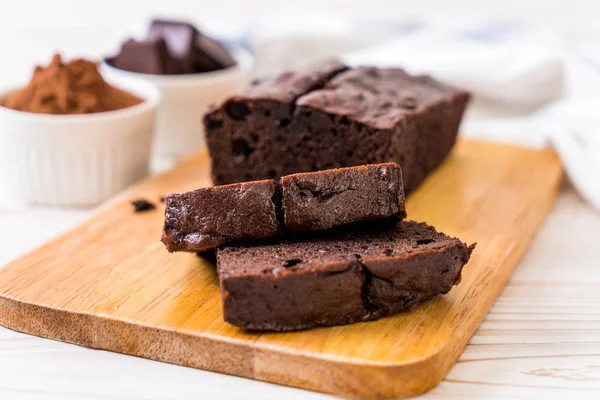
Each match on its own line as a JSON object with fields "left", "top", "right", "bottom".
{"left": 0, "top": 140, "right": 562, "bottom": 398}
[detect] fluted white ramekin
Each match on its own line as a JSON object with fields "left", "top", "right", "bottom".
{"left": 101, "top": 47, "right": 253, "bottom": 158}
{"left": 0, "top": 76, "right": 160, "bottom": 206}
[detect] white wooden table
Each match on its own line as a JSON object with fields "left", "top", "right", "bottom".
{"left": 1, "top": 183, "right": 599, "bottom": 399}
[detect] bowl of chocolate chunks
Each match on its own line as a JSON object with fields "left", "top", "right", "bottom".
{"left": 103, "top": 18, "right": 253, "bottom": 158}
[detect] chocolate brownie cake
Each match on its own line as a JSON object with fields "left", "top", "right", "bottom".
{"left": 281, "top": 163, "right": 406, "bottom": 231}
{"left": 204, "top": 62, "right": 469, "bottom": 192}
{"left": 162, "top": 163, "right": 406, "bottom": 251}
{"left": 218, "top": 220, "right": 475, "bottom": 331}
{"left": 162, "top": 180, "right": 281, "bottom": 252}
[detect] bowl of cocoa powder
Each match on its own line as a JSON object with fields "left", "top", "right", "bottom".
{"left": 0, "top": 54, "right": 160, "bottom": 206}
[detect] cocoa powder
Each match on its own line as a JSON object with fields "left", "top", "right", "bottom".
{"left": 1, "top": 54, "right": 143, "bottom": 114}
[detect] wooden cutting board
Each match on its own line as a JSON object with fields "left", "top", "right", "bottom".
{"left": 0, "top": 139, "right": 561, "bottom": 398}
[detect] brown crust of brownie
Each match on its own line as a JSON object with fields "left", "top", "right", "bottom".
{"left": 297, "top": 67, "right": 449, "bottom": 130}
{"left": 217, "top": 221, "right": 476, "bottom": 331}
{"left": 244, "top": 60, "right": 348, "bottom": 103}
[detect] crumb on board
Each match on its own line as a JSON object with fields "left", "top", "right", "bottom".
{"left": 131, "top": 198, "right": 156, "bottom": 212}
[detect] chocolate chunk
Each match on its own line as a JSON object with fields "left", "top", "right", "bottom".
{"left": 108, "top": 38, "right": 179, "bottom": 75}
{"left": 131, "top": 198, "right": 157, "bottom": 212}
{"left": 108, "top": 18, "right": 236, "bottom": 75}
{"left": 148, "top": 19, "right": 198, "bottom": 74}
{"left": 194, "top": 35, "right": 236, "bottom": 72}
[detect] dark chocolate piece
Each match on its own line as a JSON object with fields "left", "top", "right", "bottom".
{"left": 194, "top": 35, "right": 236, "bottom": 72}
{"left": 108, "top": 18, "right": 236, "bottom": 75}
{"left": 204, "top": 63, "right": 469, "bottom": 192}
{"left": 148, "top": 19, "right": 197, "bottom": 73}
{"left": 131, "top": 198, "right": 157, "bottom": 213}
{"left": 161, "top": 163, "right": 406, "bottom": 252}
{"left": 108, "top": 38, "right": 179, "bottom": 75}
{"left": 217, "top": 220, "right": 476, "bottom": 331}
{"left": 281, "top": 163, "right": 406, "bottom": 231}
{"left": 161, "top": 180, "right": 281, "bottom": 252}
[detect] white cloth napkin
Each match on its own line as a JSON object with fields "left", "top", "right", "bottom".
{"left": 247, "top": 12, "right": 600, "bottom": 212}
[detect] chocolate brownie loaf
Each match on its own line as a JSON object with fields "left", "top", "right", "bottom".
{"left": 217, "top": 220, "right": 475, "bottom": 331}
{"left": 204, "top": 62, "right": 469, "bottom": 192}
{"left": 162, "top": 180, "right": 281, "bottom": 252}
{"left": 162, "top": 163, "right": 406, "bottom": 251}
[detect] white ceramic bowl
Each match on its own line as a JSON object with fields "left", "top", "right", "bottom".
{"left": 102, "top": 47, "right": 253, "bottom": 158}
{"left": 0, "top": 77, "right": 160, "bottom": 206}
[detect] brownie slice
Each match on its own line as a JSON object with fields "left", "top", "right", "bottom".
{"left": 161, "top": 180, "right": 281, "bottom": 252}
{"left": 162, "top": 163, "right": 406, "bottom": 252}
{"left": 217, "top": 220, "right": 476, "bottom": 331}
{"left": 204, "top": 63, "right": 469, "bottom": 192}
{"left": 281, "top": 163, "right": 406, "bottom": 231}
